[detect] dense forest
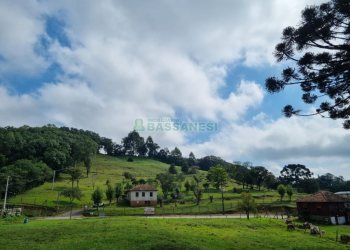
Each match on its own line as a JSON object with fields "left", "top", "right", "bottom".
{"left": 0, "top": 125, "right": 349, "bottom": 198}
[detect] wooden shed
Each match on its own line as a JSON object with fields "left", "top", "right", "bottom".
{"left": 297, "top": 191, "right": 350, "bottom": 225}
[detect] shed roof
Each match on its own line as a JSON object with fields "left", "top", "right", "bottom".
{"left": 128, "top": 184, "right": 157, "bottom": 192}
{"left": 297, "top": 191, "right": 350, "bottom": 203}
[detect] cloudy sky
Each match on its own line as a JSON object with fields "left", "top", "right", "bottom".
{"left": 1, "top": 0, "right": 349, "bottom": 178}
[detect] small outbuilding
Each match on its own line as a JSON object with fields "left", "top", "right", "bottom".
{"left": 297, "top": 191, "right": 350, "bottom": 225}
{"left": 127, "top": 184, "right": 157, "bottom": 207}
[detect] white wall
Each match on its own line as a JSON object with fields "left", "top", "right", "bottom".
{"left": 128, "top": 191, "right": 157, "bottom": 201}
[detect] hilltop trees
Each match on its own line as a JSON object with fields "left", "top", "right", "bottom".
{"left": 145, "top": 136, "right": 159, "bottom": 158}
{"left": 122, "top": 130, "right": 145, "bottom": 156}
{"left": 266, "top": 0, "right": 350, "bottom": 129}
{"left": 280, "top": 164, "right": 313, "bottom": 185}
{"left": 250, "top": 166, "right": 269, "bottom": 191}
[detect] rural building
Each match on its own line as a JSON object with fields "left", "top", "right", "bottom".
{"left": 297, "top": 191, "right": 350, "bottom": 225}
{"left": 335, "top": 191, "right": 350, "bottom": 199}
{"left": 127, "top": 184, "right": 157, "bottom": 207}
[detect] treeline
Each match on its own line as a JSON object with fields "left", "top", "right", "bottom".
{"left": 1, "top": 126, "right": 349, "bottom": 198}
{"left": 0, "top": 125, "right": 98, "bottom": 197}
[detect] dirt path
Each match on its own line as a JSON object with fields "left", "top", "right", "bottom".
{"left": 35, "top": 209, "right": 84, "bottom": 220}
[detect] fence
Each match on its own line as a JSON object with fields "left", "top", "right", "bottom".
{"left": 103, "top": 203, "right": 237, "bottom": 216}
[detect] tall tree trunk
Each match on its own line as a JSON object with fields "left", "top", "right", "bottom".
{"left": 221, "top": 191, "right": 225, "bottom": 214}
{"left": 69, "top": 198, "right": 73, "bottom": 220}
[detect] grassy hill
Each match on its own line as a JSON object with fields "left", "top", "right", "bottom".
{"left": 1, "top": 217, "right": 349, "bottom": 250}
{"left": 8, "top": 155, "right": 173, "bottom": 208}
{"left": 6, "top": 154, "right": 304, "bottom": 216}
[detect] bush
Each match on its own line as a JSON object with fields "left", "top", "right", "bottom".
{"left": 127, "top": 157, "right": 134, "bottom": 162}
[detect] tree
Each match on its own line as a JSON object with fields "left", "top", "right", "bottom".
{"left": 170, "top": 147, "right": 183, "bottom": 166}
{"left": 181, "top": 164, "right": 189, "bottom": 174}
{"left": 317, "top": 173, "right": 345, "bottom": 192}
{"left": 265, "top": 0, "right": 350, "bottom": 129}
{"left": 168, "top": 164, "right": 177, "bottom": 174}
{"left": 207, "top": 165, "right": 228, "bottom": 213}
{"left": 280, "top": 164, "right": 313, "bottom": 186}
{"left": 299, "top": 178, "right": 320, "bottom": 193}
{"left": 198, "top": 155, "right": 226, "bottom": 171}
{"left": 66, "top": 168, "right": 84, "bottom": 188}
{"left": 286, "top": 185, "right": 293, "bottom": 201}
{"left": 100, "top": 137, "right": 114, "bottom": 155}
{"left": 83, "top": 157, "right": 92, "bottom": 177}
{"left": 61, "top": 187, "right": 82, "bottom": 219}
{"left": 115, "top": 183, "right": 124, "bottom": 203}
{"left": 250, "top": 166, "right": 269, "bottom": 191}
{"left": 188, "top": 152, "right": 196, "bottom": 166}
{"left": 231, "top": 164, "right": 250, "bottom": 189}
{"left": 184, "top": 180, "right": 191, "bottom": 193}
{"left": 264, "top": 172, "right": 278, "bottom": 190}
{"left": 237, "top": 192, "right": 257, "bottom": 220}
{"left": 191, "top": 176, "right": 203, "bottom": 205}
{"left": 277, "top": 184, "right": 286, "bottom": 201}
{"left": 156, "top": 172, "right": 176, "bottom": 199}
{"left": 145, "top": 136, "right": 159, "bottom": 157}
{"left": 105, "top": 184, "right": 114, "bottom": 205}
{"left": 156, "top": 148, "right": 170, "bottom": 163}
{"left": 122, "top": 130, "right": 144, "bottom": 156}
{"left": 92, "top": 188, "right": 103, "bottom": 211}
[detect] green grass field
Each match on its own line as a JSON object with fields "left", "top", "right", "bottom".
{"left": 8, "top": 155, "right": 172, "bottom": 207}
{"left": 5, "top": 155, "right": 304, "bottom": 215}
{"left": 1, "top": 217, "right": 349, "bottom": 249}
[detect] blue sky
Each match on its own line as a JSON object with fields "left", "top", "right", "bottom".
{"left": 1, "top": 0, "right": 349, "bottom": 178}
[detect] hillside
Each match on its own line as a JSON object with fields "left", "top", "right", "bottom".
{"left": 6, "top": 154, "right": 304, "bottom": 217}
{"left": 8, "top": 155, "right": 173, "bottom": 208}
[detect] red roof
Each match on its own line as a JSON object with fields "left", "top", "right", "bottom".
{"left": 128, "top": 184, "right": 157, "bottom": 192}
{"left": 297, "top": 191, "right": 350, "bottom": 203}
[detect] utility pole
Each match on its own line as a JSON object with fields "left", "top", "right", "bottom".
{"left": 52, "top": 170, "right": 56, "bottom": 190}
{"left": 2, "top": 176, "right": 10, "bottom": 216}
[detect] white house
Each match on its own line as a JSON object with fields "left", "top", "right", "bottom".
{"left": 127, "top": 184, "right": 157, "bottom": 207}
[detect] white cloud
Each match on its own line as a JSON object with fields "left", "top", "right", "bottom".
{"left": 0, "top": 0, "right": 47, "bottom": 76}
{"left": 183, "top": 115, "right": 350, "bottom": 178}
{"left": 2, "top": 0, "right": 347, "bottom": 179}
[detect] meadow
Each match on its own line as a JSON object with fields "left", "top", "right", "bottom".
{"left": 0, "top": 217, "right": 349, "bottom": 250}
{"left": 5, "top": 155, "right": 304, "bottom": 216}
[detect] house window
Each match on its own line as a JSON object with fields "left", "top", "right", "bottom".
{"left": 150, "top": 192, "right": 153, "bottom": 197}
{"left": 136, "top": 192, "right": 139, "bottom": 197}
{"left": 142, "top": 192, "right": 145, "bottom": 197}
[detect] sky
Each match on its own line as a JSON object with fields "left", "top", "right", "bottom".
{"left": 1, "top": 0, "right": 349, "bottom": 178}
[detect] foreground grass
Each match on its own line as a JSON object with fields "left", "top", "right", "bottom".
{"left": 0, "top": 217, "right": 349, "bottom": 250}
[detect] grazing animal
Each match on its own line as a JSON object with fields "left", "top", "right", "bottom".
{"left": 303, "top": 222, "right": 311, "bottom": 229}
{"left": 340, "top": 235, "right": 350, "bottom": 244}
{"left": 285, "top": 218, "right": 293, "bottom": 225}
{"left": 287, "top": 223, "right": 295, "bottom": 231}
{"left": 310, "top": 225, "right": 323, "bottom": 237}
